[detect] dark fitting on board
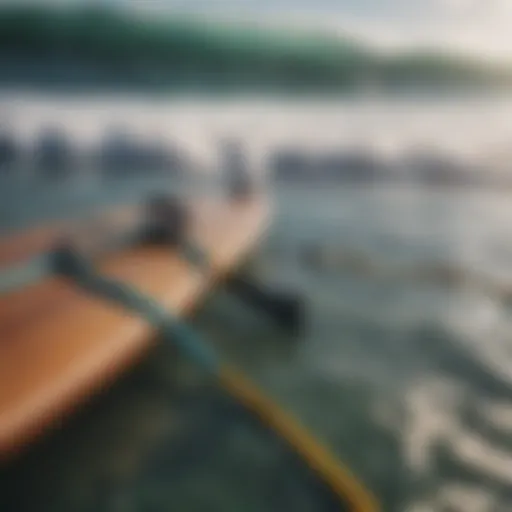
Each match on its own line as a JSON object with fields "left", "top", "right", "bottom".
{"left": 145, "top": 193, "right": 190, "bottom": 246}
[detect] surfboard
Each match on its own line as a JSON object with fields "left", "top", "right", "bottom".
{"left": 0, "top": 196, "right": 270, "bottom": 458}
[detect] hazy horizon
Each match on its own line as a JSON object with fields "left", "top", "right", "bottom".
{"left": 3, "top": 0, "right": 511, "bottom": 64}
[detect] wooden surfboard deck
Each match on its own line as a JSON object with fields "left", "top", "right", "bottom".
{"left": 0, "top": 197, "right": 269, "bottom": 459}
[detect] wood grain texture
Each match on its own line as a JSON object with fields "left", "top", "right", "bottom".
{"left": 0, "top": 197, "right": 269, "bottom": 459}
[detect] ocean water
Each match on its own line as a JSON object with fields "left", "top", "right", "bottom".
{"left": 1, "top": 94, "right": 512, "bottom": 511}
{"left": 251, "top": 184, "right": 512, "bottom": 511}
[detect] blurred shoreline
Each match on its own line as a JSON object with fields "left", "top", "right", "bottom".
{"left": 1, "top": 5, "right": 511, "bottom": 94}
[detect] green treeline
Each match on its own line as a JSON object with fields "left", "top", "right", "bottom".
{"left": 0, "top": 4, "right": 509, "bottom": 90}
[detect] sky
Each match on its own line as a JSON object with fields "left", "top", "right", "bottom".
{"left": 6, "top": 0, "right": 512, "bottom": 62}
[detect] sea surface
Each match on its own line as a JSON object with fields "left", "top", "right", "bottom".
{"left": 1, "top": 93, "right": 512, "bottom": 511}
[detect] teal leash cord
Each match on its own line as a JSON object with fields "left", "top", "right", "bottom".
{"left": 49, "top": 245, "right": 220, "bottom": 373}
